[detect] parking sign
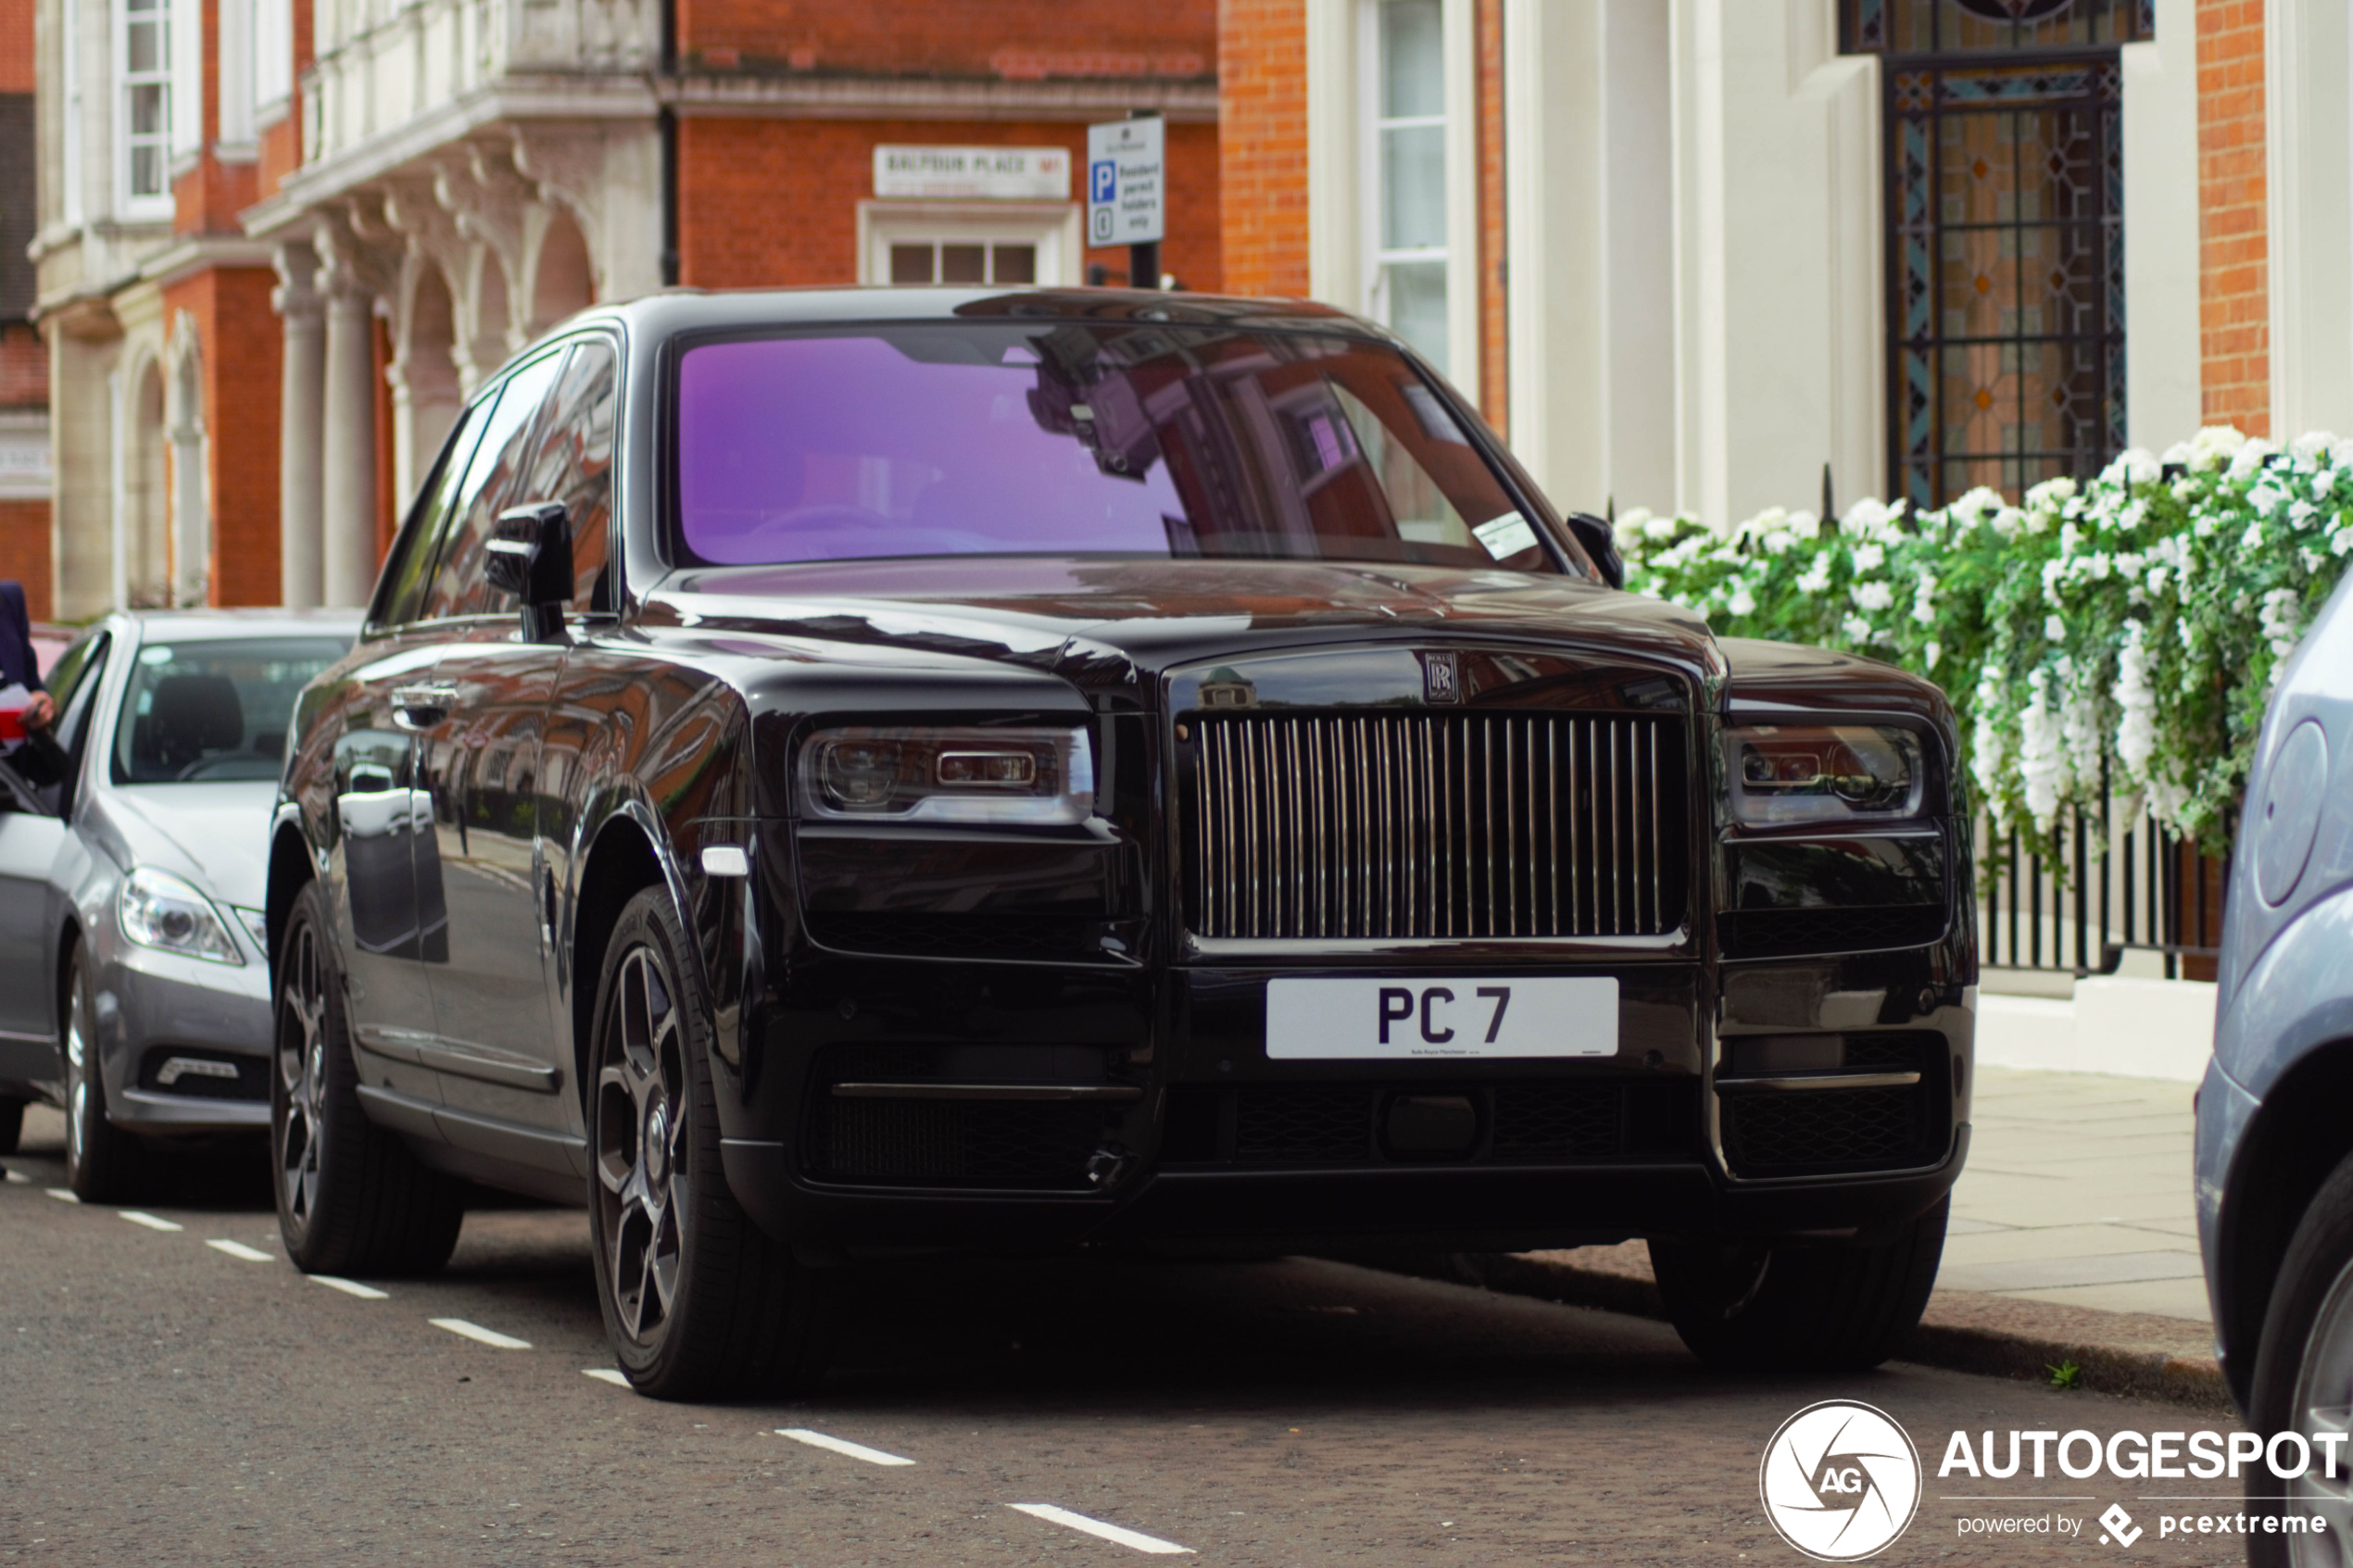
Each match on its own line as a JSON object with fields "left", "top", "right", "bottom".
{"left": 1086, "top": 116, "right": 1164, "bottom": 247}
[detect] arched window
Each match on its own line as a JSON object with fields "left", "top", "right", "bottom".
{"left": 1844, "top": 0, "right": 2153, "bottom": 508}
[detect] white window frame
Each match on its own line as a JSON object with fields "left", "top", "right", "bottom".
{"left": 1360, "top": 0, "right": 1449, "bottom": 358}
{"left": 252, "top": 0, "right": 293, "bottom": 127}
{"left": 115, "top": 0, "right": 175, "bottom": 219}
{"left": 1307, "top": 0, "right": 1480, "bottom": 402}
{"left": 854, "top": 201, "right": 1083, "bottom": 288}
{"left": 62, "top": 0, "right": 84, "bottom": 225}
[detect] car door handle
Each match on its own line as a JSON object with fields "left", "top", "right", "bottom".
{"left": 390, "top": 685, "right": 459, "bottom": 733}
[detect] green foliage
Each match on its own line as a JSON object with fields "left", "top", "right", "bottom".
{"left": 2048, "top": 1359, "right": 2083, "bottom": 1390}
{"left": 1617, "top": 427, "right": 2353, "bottom": 860}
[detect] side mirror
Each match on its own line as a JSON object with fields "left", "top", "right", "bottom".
{"left": 487, "top": 502, "right": 573, "bottom": 641}
{"left": 1563, "top": 512, "right": 1626, "bottom": 590}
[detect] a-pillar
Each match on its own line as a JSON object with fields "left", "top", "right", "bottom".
{"left": 273, "top": 242, "right": 325, "bottom": 608}
{"left": 319, "top": 264, "right": 381, "bottom": 609}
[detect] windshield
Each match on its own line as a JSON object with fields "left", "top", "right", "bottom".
{"left": 674, "top": 322, "right": 1563, "bottom": 574}
{"left": 113, "top": 637, "right": 350, "bottom": 784}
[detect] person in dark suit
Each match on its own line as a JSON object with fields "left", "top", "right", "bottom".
{"left": 0, "top": 581, "right": 54, "bottom": 734}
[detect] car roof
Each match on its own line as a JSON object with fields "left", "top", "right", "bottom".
{"left": 109, "top": 608, "right": 363, "bottom": 642}
{"left": 550, "top": 285, "right": 1390, "bottom": 347}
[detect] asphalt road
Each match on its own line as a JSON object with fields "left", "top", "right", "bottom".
{"left": 1, "top": 1106, "right": 2259, "bottom": 1567}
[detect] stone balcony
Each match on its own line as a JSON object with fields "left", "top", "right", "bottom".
{"left": 294, "top": 0, "right": 657, "bottom": 194}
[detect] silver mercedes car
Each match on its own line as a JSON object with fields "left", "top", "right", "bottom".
{"left": 0, "top": 609, "right": 356, "bottom": 1198}
{"left": 2196, "top": 564, "right": 2353, "bottom": 1561}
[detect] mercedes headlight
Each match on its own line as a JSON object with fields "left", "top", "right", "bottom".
{"left": 800, "top": 726, "right": 1095, "bottom": 825}
{"left": 1725, "top": 724, "right": 1926, "bottom": 827}
{"left": 119, "top": 867, "right": 246, "bottom": 965}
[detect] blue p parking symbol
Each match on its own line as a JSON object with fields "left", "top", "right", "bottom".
{"left": 1090, "top": 160, "right": 1117, "bottom": 204}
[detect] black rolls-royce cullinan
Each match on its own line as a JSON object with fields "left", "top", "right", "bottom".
{"left": 270, "top": 287, "right": 1974, "bottom": 1397}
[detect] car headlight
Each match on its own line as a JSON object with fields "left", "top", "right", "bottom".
{"left": 799, "top": 726, "right": 1095, "bottom": 825}
{"left": 119, "top": 867, "right": 246, "bottom": 965}
{"left": 1725, "top": 724, "right": 1926, "bottom": 828}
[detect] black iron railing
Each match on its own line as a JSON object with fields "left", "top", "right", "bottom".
{"left": 1978, "top": 799, "right": 2230, "bottom": 979}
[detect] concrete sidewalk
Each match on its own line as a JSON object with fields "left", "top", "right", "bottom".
{"left": 1941, "top": 1066, "right": 2204, "bottom": 1319}
{"left": 1466, "top": 1063, "right": 2225, "bottom": 1407}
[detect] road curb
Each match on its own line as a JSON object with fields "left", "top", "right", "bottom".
{"left": 1448, "top": 1249, "right": 2233, "bottom": 1412}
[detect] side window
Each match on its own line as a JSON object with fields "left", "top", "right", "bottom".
{"left": 418, "top": 348, "right": 568, "bottom": 622}
{"left": 514, "top": 340, "right": 618, "bottom": 611}
{"left": 44, "top": 632, "right": 111, "bottom": 757}
{"left": 375, "top": 396, "right": 498, "bottom": 627}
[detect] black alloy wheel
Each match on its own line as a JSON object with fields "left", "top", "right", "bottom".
{"left": 589, "top": 886, "right": 826, "bottom": 1399}
{"left": 63, "top": 940, "right": 141, "bottom": 1201}
{"left": 1651, "top": 1197, "right": 1949, "bottom": 1373}
{"left": 271, "top": 881, "right": 464, "bottom": 1274}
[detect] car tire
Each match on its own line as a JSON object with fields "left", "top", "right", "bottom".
{"left": 0, "top": 1097, "right": 22, "bottom": 1157}
{"left": 62, "top": 939, "right": 143, "bottom": 1202}
{"left": 2245, "top": 1150, "right": 2353, "bottom": 1562}
{"left": 1651, "top": 1198, "right": 1948, "bottom": 1373}
{"left": 271, "top": 881, "right": 464, "bottom": 1275}
{"left": 588, "top": 886, "right": 827, "bottom": 1399}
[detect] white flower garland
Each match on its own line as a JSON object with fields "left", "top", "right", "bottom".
{"left": 1615, "top": 426, "right": 2353, "bottom": 858}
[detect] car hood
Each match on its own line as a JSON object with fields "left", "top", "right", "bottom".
{"left": 648, "top": 555, "right": 1726, "bottom": 696}
{"left": 89, "top": 782, "right": 276, "bottom": 911}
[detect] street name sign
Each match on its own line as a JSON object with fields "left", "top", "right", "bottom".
{"left": 873, "top": 145, "right": 1071, "bottom": 201}
{"left": 1086, "top": 117, "right": 1164, "bottom": 247}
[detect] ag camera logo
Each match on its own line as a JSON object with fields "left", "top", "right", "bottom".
{"left": 1760, "top": 1400, "right": 1922, "bottom": 1562}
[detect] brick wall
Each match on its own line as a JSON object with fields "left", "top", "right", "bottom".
{"left": 678, "top": 117, "right": 1223, "bottom": 294}
{"left": 0, "top": 322, "right": 43, "bottom": 408}
{"left": 1214, "top": 0, "right": 1308, "bottom": 298}
{"left": 0, "top": 0, "right": 33, "bottom": 92}
{"left": 677, "top": 0, "right": 1214, "bottom": 77}
{"left": 0, "top": 501, "right": 50, "bottom": 621}
{"left": 1474, "top": 0, "right": 1505, "bottom": 433}
{"left": 2196, "top": 0, "right": 2267, "bottom": 436}
{"left": 162, "top": 269, "right": 283, "bottom": 605}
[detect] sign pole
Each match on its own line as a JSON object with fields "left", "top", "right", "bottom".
{"left": 1126, "top": 110, "right": 1160, "bottom": 290}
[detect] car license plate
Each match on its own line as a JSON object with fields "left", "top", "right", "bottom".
{"left": 1265, "top": 977, "right": 1619, "bottom": 1060}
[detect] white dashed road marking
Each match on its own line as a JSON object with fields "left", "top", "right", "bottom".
{"left": 45, "top": 1187, "right": 78, "bottom": 1202}
{"left": 1007, "top": 1504, "right": 1195, "bottom": 1555}
{"left": 309, "top": 1275, "right": 389, "bottom": 1299}
{"left": 119, "top": 1210, "right": 182, "bottom": 1232}
{"left": 775, "top": 1428, "right": 916, "bottom": 1467}
{"left": 583, "top": 1368, "right": 630, "bottom": 1387}
{"left": 3, "top": 1168, "right": 27, "bottom": 1184}
{"left": 430, "top": 1318, "right": 532, "bottom": 1349}
{"left": 206, "top": 1239, "right": 273, "bottom": 1261}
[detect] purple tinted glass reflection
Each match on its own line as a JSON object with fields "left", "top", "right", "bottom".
{"left": 678, "top": 335, "right": 1180, "bottom": 565}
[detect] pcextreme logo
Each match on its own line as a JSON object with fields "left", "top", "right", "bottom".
{"left": 1759, "top": 1400, "right": 1924, "bottom": 1562}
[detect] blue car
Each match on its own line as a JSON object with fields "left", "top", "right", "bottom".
{"left": 2197, "top": 567, "right": 2353, "bottom": 1559}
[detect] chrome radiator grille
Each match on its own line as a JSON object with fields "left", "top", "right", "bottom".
{"left": 1184, "top": 712, "right": 1686, "bottom": 940}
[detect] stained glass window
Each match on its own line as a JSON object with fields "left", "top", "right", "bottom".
{"left": 1849, "top": 0, "right": 2142, "bottom": 508}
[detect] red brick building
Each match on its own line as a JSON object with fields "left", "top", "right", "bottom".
{"left": 1, "top": 0, "right": 51, "bottom": 615}
{"left": 33, "top": 0, "right": 1220, "bottom": 611}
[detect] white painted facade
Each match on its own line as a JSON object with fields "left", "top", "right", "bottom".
{"left": 1302, "top": 0, "right": 2221, "bottom": 528}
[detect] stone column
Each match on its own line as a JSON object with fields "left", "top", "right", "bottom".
{"left": 319, "top": 270, "right": 381, "bottom": 609}
{"left": 168, "top": 412, "right": 207, "bottom": 606}
{"left": 273, "top": 242, "right": 325, "bottom": 609}
{"left": 386, "top": 342, "right": 460, "bottom": 520}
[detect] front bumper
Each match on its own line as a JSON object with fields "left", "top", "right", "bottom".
{"left": 93, "top": 935, "right": 273, "bottom": 1134}
{"left": 712, "top": 943, "right": 1972, "bottom": 1257}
